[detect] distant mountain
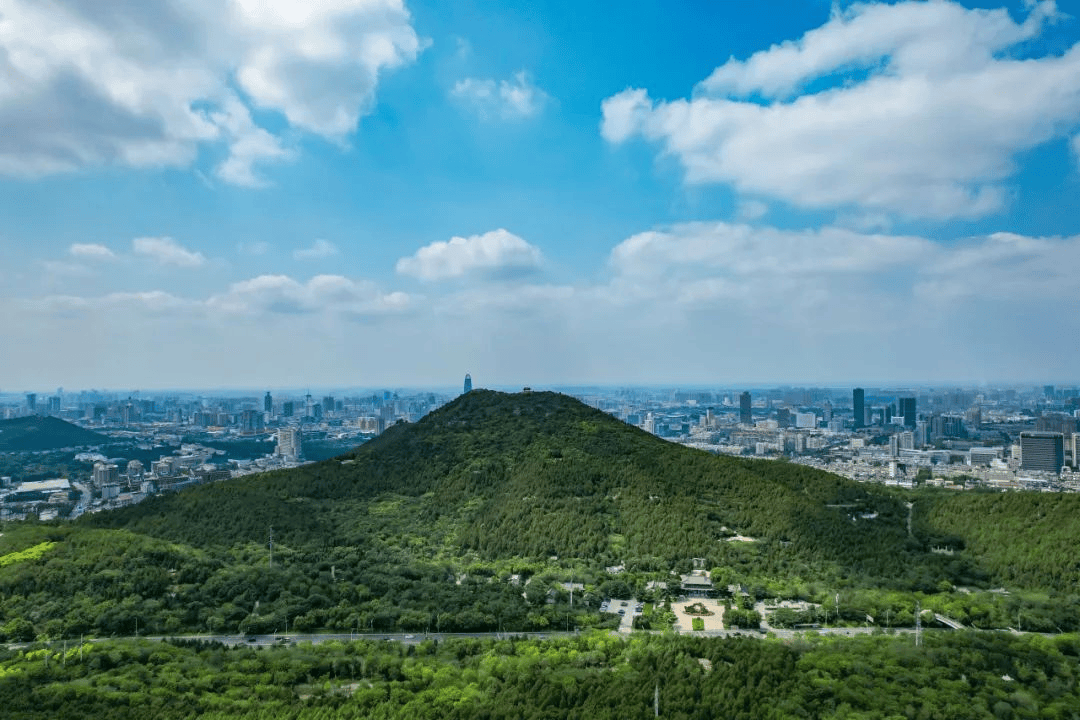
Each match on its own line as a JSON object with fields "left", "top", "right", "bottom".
{"left": 0, "top": 415, "right": 107, "bottom": 452}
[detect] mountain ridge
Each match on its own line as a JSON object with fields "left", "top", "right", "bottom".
{"left": 0, "top": 415, "right": 108, "bottom": 452}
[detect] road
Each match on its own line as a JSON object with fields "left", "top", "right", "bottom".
{"left": 69, "top": 481, "right": 92, "bottom": 520}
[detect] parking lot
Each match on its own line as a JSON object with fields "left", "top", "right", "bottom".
{"left": 599, "top": 598, "right": 643, "bottom": 631}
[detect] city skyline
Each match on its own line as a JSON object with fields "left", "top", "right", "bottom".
{"left": 1, "top": 0, "right": 1079, "bottom": 388}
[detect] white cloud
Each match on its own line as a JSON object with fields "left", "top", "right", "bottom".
{"left": 599, "top": 88, "right": 652, "bottom": 144}
{"left": 210, "top": 96, "right": 291, "bottom": 187}
{"left": 7, "top": 223, "right": 1080, "bottom": 386}
{"left": 293, "top": 238, "right": 340, "bottom": 260}
{"left": 132, "top": 236, "right": 206, "bottom": 268}
{"left": 207, "top": 273, "right": 410, "bottom": 317}
{"left": 396, "top": 228, "right": 543, "bottom": 281}
{"left": 736, "top": 199, "right": 768, "bottom": 221}
{"left": 608, "top": 221, "right": 931, "bottom": 281}
{"left": 22, "top": 289, "right": 193, "bottom": 316}
{"left": 451, "top": 71, "right": 548, "bottom": 120}
{"left": 916, "top": 231, "right": 1080, "bottom": 301}
{"left": 0, "top": 0, "right": 423, "bottom": 185}
{"left": 237, "top": 240, "right": 270, "bottom": 256}
{"left": 601, "top": 1, "right": 1080, "bottom": 220}
{"left": 69, "top": 243, "right": 115, "bottom": 260}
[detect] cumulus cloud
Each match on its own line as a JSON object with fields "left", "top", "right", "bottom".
{"left": 69, "top": 243, "right": 115, "bottom": 260}
{"left": 608, "top": 222, "right": 931, "bottom": 280}
{"left": 207, "top": 273, "right": 409, "bottom": 317}
{"left": 132, "top": 236, "right": 206, "bottom": 267}
{"left": 8, "top": 223, "right": 1080, "bottom": 386}
{"left": 0, "top": 0, "right": 423, "bottom": 185}
{"left": 602, "top": 221, "right": 934, "bottom": 326}
{"left": 396, "top": 229, "right": 544, "bottom": 281}
{"left": 601, "top": 1, "right": 1080, "bottom": 220}
{"left": 451, "top": 71, "right": 548, "bottom": 120}
{"left": 916, "top": 231, "right": 1080, "bottom": 301}
{"left": 293, "top": 239, "right": 340, "bottom": 260}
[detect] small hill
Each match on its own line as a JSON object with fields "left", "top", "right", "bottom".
{"left": 0, "top": 415, "right": 107, "bottom": 452}
{"left": 89, "top": 390, "right": 937, "bottom": 584}
{"left": 15, "top": 388, "right": 1080, "bottom": 641}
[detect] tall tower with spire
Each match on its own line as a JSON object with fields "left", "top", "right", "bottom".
{"left": 463, "top": 373, "right": 473, "bottom": 394}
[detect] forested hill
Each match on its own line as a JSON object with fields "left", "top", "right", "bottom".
{"left": 0, "top": 415, "right": 107, "bottom": 451}
{"left": 86, "top": 390, "right": 931, "bottom": 581}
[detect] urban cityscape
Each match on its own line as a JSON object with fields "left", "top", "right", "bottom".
{"left": 3, "top": 376, "right": 1078, "bottom": 521}
{"left": 2, "top": 0, "right": 1079, "bottom": 715}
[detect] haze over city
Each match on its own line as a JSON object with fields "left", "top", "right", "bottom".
{"left": 1, "top": 0, "right": 1079, "bottom": 389}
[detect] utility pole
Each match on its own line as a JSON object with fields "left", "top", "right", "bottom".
{"left": 268, "top": 526, "right": 273, "bottom": 569}
{"left": 654, "top": 681, "right": 660, "bottom": 717}
{"left": 915, "top": 602, "right": 922, "bottom": 647}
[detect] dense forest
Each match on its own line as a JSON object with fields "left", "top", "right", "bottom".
{"left": 82, "top": 391, "right": 951, "bottom": 581}
{"left": 0, "top": 416, "right": 107, "bottom": 452}
{"left": 0, "top": 631, "right": 1077, "bottom": 719}
{"left": 3, "top": 390, "right": 1080, "bottom": 640}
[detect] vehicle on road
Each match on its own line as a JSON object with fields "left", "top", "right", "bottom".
{"left": 245, "top": 636, "right": 257, "bottom": 643}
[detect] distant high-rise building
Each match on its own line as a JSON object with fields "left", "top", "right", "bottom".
{"left": 1044, "top": 385, "right": 1056, "bottom": 400}
{"left": 92, "top": 462, "right": 119, "bottom": 487}
{"left": 282, "top": 401, "right": 295, "bottom": 417}
{"left": 322, "top": 396, "right": 335, "bottom": 415}
{"left": 776, "top": 407, "right": 792, "bottom": 428}
{"left": 1019, "top": 432, "right": 1064, "bottom": 473}
{"left": 25, "top": 393, "right": 36, "bottom": 413}
{"left": 264, "top": 392, "right": 273, "bottom": 414}
{"left": 739, "top": 392, "right": 752, "bottom": 425}
{"left": 463, "top": 374, "right": 473, "bottom": 394}
{"left": 276, "top": 427, "right": 302, "bottom": 461}
{"left": 900, "top": 397, "right": 917, "bottom": 428}
{"left": 853, "top": 388, "right": 865, "bottom": 428}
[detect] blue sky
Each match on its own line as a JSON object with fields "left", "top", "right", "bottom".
{"left": 1, "top": 0, "right": 1078, "bottom": 390}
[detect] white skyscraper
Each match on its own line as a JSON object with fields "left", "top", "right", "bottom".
{"left": 276, "top": 427, "right": 302, "bottom": 461}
